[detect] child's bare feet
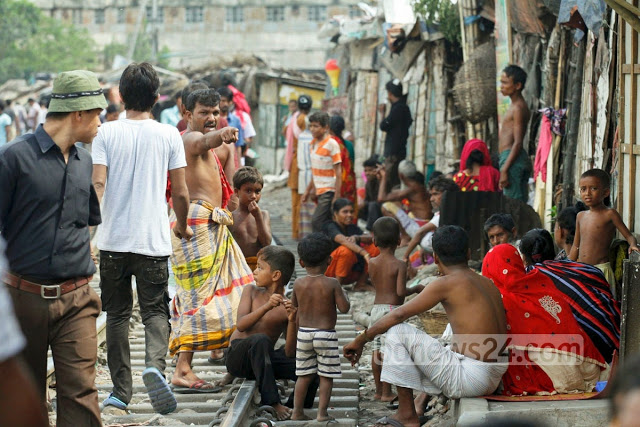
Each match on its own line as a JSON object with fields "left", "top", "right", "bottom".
{"left": 317, "top": 413, "right": 335, "bottom": 422}
{"left": 208, "top": 349, "right": 225, "bottom": 364}
{"left": 273, "top": 403, "right": 292, "bottom": 421}
{"left": 381, "top": 393, "right": 397, "bottom": 402}
{"left": 213, "top": 372, "right": 234, "bottom": 387}
{"left": 291, "top": 410, "right": 312, "bottom": 421}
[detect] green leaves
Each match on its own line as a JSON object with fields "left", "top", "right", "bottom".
{"left": 0, "top": 0, "right": 97, "bottom": 84}
{"left": 412, "top": 0, "right": 461, "bottom": 44}
{"left": 102, "top": 24, "right": 171, "bottom": 70}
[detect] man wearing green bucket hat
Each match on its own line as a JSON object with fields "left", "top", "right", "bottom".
{"left": 0, "top": 70, "right": 107, "bottom": 426}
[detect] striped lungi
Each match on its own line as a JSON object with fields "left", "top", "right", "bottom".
{"left": 168, "top": 200, "right": 254, "bottom": 356}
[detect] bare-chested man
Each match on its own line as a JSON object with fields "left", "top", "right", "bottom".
{"left": 169, "top": 88, "right": 254, "bottom": 392}
{"left": 344, "top": 225, "right": 507, "bottom": 427}
{"left": 378, "top": 159, "right": 433, "bottom": 246}
{"left": 498, "top": 65, "right": 532, "bottom": 203}
{"left": 179, "top": 81, "right": 237, "bottom": 191}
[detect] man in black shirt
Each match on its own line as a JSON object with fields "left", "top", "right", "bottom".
{"left": 379, "top": 79, "right": 413, "bottom": 192}
{"left": 0, "top": 70, "right": 106, "bottom": 427}
{"left": 357, "top": 154, "right": 384, "bottom": 231}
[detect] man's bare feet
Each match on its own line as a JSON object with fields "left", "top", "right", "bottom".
{"left": 213, "top": 372, "right": 234, "bottom": 387}
{"left": 414, "top": 392, "right": 431, "bottom": 416}
{"left": 172, "top": 353, "right": 217, "bottom": 391}
{"left": 171, "top": 373, "right": 219, "bottom": 391}
{"left": 272, "top": 403, "right": 292, "bottom": 421}
{"left": 374, "top": 415, "right": 419, "bottom": 427}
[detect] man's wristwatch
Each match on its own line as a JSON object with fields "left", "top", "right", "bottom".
{"left": 360, "top": 328, "right": 373, "bottom": 342}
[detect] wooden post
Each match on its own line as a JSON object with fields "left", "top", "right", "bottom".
{"left": 620, "top": 251, "right": 640, "bottom": 364}
{"left": 561, "top": 39, "right": 587, "bottom": 209}
{"left": 544, "top": 30, "right": 567, "bottom": 231}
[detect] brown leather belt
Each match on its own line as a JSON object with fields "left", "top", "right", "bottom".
{"left": 4, "top": 272, "right": 92, "bottom": 299}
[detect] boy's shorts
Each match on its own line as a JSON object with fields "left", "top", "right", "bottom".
{"left": 595, "top": 262, "right": 616, "bottom": 288}
{"left": 295, "top": 327, "right": 342, "bottom": 378}
{"left": 370, "top": 304, "right": 401, "bottom": 352}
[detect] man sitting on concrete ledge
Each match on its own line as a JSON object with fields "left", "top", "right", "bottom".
{"left": 344, "top": 225, "right": 508, "bottom": 427}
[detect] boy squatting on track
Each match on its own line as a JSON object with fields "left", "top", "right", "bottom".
{"left": 224, "top": 246, "right": 319, "bottom": 421}
{"left": 214, "top": 165, "right": 272, "bottom": 382}
{"left": 291, "top": 233, "right": 351, "bottom": 422}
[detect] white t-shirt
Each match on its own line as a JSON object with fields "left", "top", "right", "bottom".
{"left": 240, "top": 112, "right": 256, "bottom": 139}
{"left": 37, "top": 107, "right": 47, "bottom": 126}
{"left": 0, "top": 239, "right": 25, "bottom": 363}
{"left": 27, "top": 102, "right": 40, "bottom": 130}
{"left": 420, "top": 212, "right": 440, "bottom": 252}
{"left": 92, "top": 119, "right": 187, "bottom": 256}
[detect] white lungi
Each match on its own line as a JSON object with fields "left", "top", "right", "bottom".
{"left": 380, "top": 323, "right": 507, "bottom": 399}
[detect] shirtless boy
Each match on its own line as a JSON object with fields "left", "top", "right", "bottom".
{"left": 403, "top": 176, "right": 459, "bottom": 263}
{"left": 225, "top": 246, "right": 318, "bottom": 421}
{"left": 569, "top": 168, "right": 639, "bottom": 287}
{"left": 344, "top": 226, "right": 507, "bottom": 427}
{"left": 230, "top": 166, "right": 272, "bottom": 271}
{"left": 170, "top": 88, "right": 250, "bottom": 391}
{"left": 369, "top": 217, "right": 424, "bottom": 403}
{"left": 379, "top": 160, "right": 432, "bottom": 246}
{"left": 499, "top": 65, "right": 532, "bottom": 202}
{"left": 292, "top": 233, "right": 351, "bottom": 422}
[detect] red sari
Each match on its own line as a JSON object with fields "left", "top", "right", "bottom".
{"left": 333, "top": 135, "right": 356, "bottom": 204}
{"left": 482, "top": 244, "right": 606, "bottom": 396}
{"left": 455, "top": 138, "right": 500, "bottom": 192}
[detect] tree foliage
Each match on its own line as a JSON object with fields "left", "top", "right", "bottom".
{"left": 0, "top": 0, "right": 98, "bottom": 84}
{"left": 102, "top": 27, "right": 171, "bottom": 70}
{"left": 412, "top": 0, "right": 461, "bottom": 44}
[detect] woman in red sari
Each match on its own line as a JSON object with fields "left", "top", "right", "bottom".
{"left": 453, "top": 138, "right": 500, "bottom": 192}
{"left": 330, "top": 115, "right": 357, "bottom": 204}
{"left": 482, "top": 244, "right": 607, "bottom": 396}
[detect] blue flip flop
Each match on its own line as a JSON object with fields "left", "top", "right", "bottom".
{"left": 142, "top": 367, "right": 177, "bottom": 415}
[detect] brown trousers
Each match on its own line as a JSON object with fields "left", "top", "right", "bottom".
{"left": 7, "top": 284, "right": 102, "bottom": 427}
{"left": 291, "top": 190, "right": 301, "bottom": 239}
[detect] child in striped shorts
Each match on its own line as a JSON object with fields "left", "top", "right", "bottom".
{"left": 291, "top": 233, "right": 351, "bottom": 422}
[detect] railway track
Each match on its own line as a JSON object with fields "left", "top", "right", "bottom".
{"left": 46, "top": 213, "right": 361, "bottom": 426}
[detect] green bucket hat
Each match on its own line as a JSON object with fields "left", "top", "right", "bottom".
{"left": 48, "top": 70, "right": 108, "bottom": 113}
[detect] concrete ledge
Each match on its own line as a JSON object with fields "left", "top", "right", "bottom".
{"left": 455, "top": 398, "right": 610, "bottom": 426}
